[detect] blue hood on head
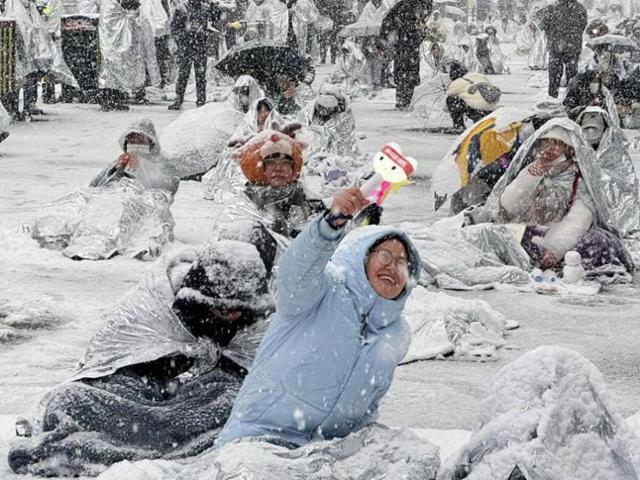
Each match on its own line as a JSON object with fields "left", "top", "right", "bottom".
{"left": 327, "top": 225, "right": 421, "bottom": 319}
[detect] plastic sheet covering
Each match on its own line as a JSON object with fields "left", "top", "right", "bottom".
{"left": 328, "top": 40, "right": 372, "bottom": 98}
{"left": 515, "top": 20, "right": 536, "bottom": 55}
{"left": 410, "top": 72, "right": 450, "bottom": 123}
{"left": 243, "top": 0, "right": 288, "bottom": 44}
{"left": 402, "top": 286, "right": 510, "bottom": 363}
{"left": 300, "top": 94, "right": 359, "bottom": 157}
{"left": 31, "top": 178, "right": 174, "bottom": 260}
{"left": 98, "top": 0, "right": 158, "bottom": 92}
{"left": 527, "top": 23, "right": 548, "bottom": 70}
{"left": 70, "top": 255, "right": 271, "bottom": 383}
{"left": 91, "top": 119, "right": 180, "bottom": 197}
{"left": 4, "top": 0, "right": 52, "bottom": 84}
{"left": 407, "top": 214, "right": 531, "bottom": 290}
{"left": 161, "top": 103, "right": 245, "bottom": 179}
{"left": 99, "top": 424, "right": 440, "bottom": 479}
{"left": 484, "top": 118, "right": 630, "bottom": 239}
{"left": 438, "top": 346, "right": 640, "bottom": 480}
{"left": 290, "top": 0, "right": 319, "bottom": 55}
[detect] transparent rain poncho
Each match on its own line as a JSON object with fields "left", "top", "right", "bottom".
{"left": 31, "top": 178, "right": 175, "bottom": 260}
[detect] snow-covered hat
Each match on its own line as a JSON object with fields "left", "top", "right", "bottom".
{"left": 316, "top": 93, "right": 340, "bottom": 109}
{"left": 175, "top": 240, "right": 272, "bottom": 312}
{"left": 539, "top": 126, "right": 574, "bottom": 147}
{"left": 259, "top": 133, "right": 294, "bottom": 160}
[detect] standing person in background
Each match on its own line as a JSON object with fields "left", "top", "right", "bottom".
{"left": 540, "top": 0, "right": 587, "bottom": 99}
{"left": 380, "top": 0, "right": 430, "bottom": 110}
{"left": 168, "top": 0, "right": 221, "bottom": 110}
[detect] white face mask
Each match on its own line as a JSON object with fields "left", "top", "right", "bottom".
{"left": 127, "top": 143, "right": 151, "bottom": 155}
{"left": 583, "top": 126, "right": 604, "bottom": 146}
{"left": 589, "top": 82, "right": 600, "bottom": 95}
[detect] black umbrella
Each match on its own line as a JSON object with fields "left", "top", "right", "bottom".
{"left": 215, "top": 41, "right": 306, "bottom": 90}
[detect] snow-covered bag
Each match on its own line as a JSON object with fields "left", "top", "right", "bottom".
{"left": 438, "top": 346, "right": 640, "bottom": 480}
{"left": 31, "top": 178, "right": 174, "bottom": 260}
{"left": 97, "top": 424, "right": 440, "bottom": 480}
{"left": 161, "top": 103, "right": 245, "bottom": 179}
{"left": 402, "top": 286, "right": 512, "bottom": 363}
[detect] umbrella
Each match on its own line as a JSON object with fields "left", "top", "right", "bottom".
{"left": 338, "top": 21, "right": 381, "bottom": 38}
{"left": 215, "top": 41, "right": 306, "bottom": 89}
{"left": 444, "top": 5, "right": 466, "bottom": 18}
{"left": 587, "top": 34, "right": 639, "bottom": 53}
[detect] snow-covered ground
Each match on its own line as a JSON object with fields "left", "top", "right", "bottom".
{"left": 1, "top": 53, "right": 640, "bottom": 478}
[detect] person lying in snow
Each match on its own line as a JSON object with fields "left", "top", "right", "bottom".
{"left": 234, "top": 129, "right": 326, "bottom": 238}
{"left": 8, "top": 240, "right": 274, "bottom": 476}
{"left": 90, "top": 118, "right": 180, "bottom": 199}
{"left": 216, "top": 187, "right": 422, "bottom": 448}
{"left": 478, "top": 119, "right": 634, "bottom": 274}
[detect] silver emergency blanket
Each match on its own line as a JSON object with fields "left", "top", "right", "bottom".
{"left": 410, "top": 72, "right": 450, "bottom": 124}
{"left": 161, "top": 102, "right": 245, "bottom": 179}
{"left": 31, "top": 178, "right": 174, "bottom": 260}
{"left": 328, "top": 40, "right": 372, "bottom": 98}
{"left": 98, "top": 0, "right": 159, "bottom": 92}
{"left": 4, "top": 0, "right": 54, "bottom": 85}
{"left": 407, "top": 215, "right": 531, "bottom": 290}
{"left": 484, "top": 118, "right": 630, "bottom": 238}
{"left": 91, "top": 119, "right": 180, "bottom": 197}
{"left": 402, "top": 286, "right": 512, "bottom": 363}
{"left": 527, "top": 22, "right": 548, "bottom": 70}
{"left": 577, "top": 108, "right": 640, "bottom": 266}
{"left": 438, "top": 346, "right": 640, "bottom": 480}
{"left": 71, "top": 254, "right": 271, "bottom": 382}
{"left": 243, "top": 0, "right": 289, "bottom": 44}
{"left": 96, "top": 424, "right": 440, "bottom": 479}
{"left": 290, "top": 0, "right": 319, "bottom": 55}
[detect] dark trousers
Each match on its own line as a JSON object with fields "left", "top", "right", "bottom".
{"left": 446, "top": 95, "right": 491, "bottom": 129}
{"left": 175, "top": 47, "right": 207, "bottom": 106}
{"left": 548, "top": 48, "right": 580, "bottom": 98}
{"left": 155, "top": 35, "right": 172, "bottom": 88}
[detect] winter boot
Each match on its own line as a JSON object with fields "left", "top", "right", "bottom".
{"left": 168, "top": 101, "right": 182, "bottom": 111}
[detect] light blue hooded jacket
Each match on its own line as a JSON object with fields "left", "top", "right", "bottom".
{"left": 217, "top": 215, "right": 421, "bottom": 447}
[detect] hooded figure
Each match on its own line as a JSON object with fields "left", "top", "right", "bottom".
{"left": 98, "top": 0, "right": 160, "bottom": 110}
{"left": 229, "top": 75, "right": 267, "bottom": 113}
{"left": 577, "top": 106, "right": 640, "bottom": 239}
{"left": 445, "top": 69, "right": 502, "bottom": 133}
{"left": 483, "top": 118, "right": 633, "bottom": 272}
{"left": 229, "top": 98, "right": 283, "bottom": 146}
{"left": 8, "top": 241, "right": 274, "bottom": 475}
{"left": 329, "top": 40, "right": 371, "bottom": 97}
{"left": 90, "top": 118, "right": 180, "bottom": 198}
{"left": 302, "top": 91, "right": 358, "bottom": 158}
{"left": 217, "top": 213, "right": 422, "bottom": 448}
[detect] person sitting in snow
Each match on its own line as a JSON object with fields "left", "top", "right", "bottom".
{"left": 90, "top": 118, "right": 180, "bottom": 199}
{"left": 229, "top": 75, "right": 267, "bottom": 114}
{"left": 235, "top": 128, "right": 326, "bottom": 238}
{"left": 217, "top": 186, "right": 422, "bottom": 448}
{"left": 229, "top": 97, "right": 282, "bottom": 147}
{"left": 482, "top": 120, "right": 633, "bottom": 273}
{"left": 8, "top": 241, "right": 274, "bottom": 476}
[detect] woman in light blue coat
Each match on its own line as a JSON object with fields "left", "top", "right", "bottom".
{"left": 217, "top": 187, "right": 421, "bottom": 447}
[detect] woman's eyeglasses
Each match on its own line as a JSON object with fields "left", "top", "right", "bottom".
{"left": 372, "top": 249, "right": 409, "bottom": 270}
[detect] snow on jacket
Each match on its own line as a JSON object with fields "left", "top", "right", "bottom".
{"left": 90, "top": 119, "right": 180, "bottom": 197}
{"left": 539, "top": 0, "right": 587, "bottom": 53}
{"left": 217, "top": 216, "right": 421, "bottom": 447}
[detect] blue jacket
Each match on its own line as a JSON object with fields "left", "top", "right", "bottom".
{"left": 217, "top": 215, "right": 421, "bottom": 447}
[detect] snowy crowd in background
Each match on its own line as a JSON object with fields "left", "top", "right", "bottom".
{"left": 3, "top": 0, "right": 640, "bottom": 477}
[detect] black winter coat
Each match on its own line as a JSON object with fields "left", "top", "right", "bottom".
{"left": 540, "top": 0, "right": 587, "bottom": 53}
{"left": 171, "top": 0, "right": 221, "bottom": 51}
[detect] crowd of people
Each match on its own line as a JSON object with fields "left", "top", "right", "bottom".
{"left": 4, "top": 0, "right": 640, "bottom": 476}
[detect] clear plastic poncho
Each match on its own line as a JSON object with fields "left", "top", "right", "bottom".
{"left": 98, "top": 0, "right": 159, "bottom": 92}
{"left": 527, "top": 22, "right": 548, "bottom": 70}
{"left": 31, "top": 178, "right": 175, "bottom": 260}
{"left": 329, "top": 40, "right": 372, "bottom": 98}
